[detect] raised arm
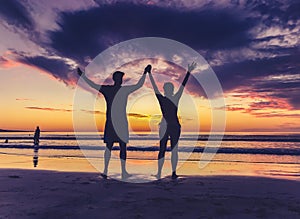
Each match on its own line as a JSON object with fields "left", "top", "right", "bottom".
{"left": 77, "top": 68, "right": 101, "bottom": 91}
{"left": 174, "top": 62, "right": 197, "bottom": 99}
{"left": 148, "top": 69, "right": 161, "bottom": 95}
{"left": 125, "top": 65, "right": 150, "bottom": 93}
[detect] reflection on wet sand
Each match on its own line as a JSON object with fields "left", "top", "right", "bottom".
{"left": 33, "top": 145, "right": 39, "bottom": 167}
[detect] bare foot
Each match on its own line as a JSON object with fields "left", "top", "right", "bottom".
{"left": 172, "top": 172, "right": 179, "bottom": 179}
{"left": 100, "top": 173, "right": 108, "bottom": 179}
{"left": 121, "top": 172, "right": 132, "bottom": 180}
{"left": 152, "top": 173, "right": 161, "bottom": 179}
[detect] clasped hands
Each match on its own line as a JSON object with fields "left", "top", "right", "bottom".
{"left": 144, "top": 62, "right": 197, "bottom": 74}
{"left": 78, "top": 62, "right": 197, "bottom": 76}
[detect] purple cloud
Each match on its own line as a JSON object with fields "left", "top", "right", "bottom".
{"left": 0, "top": 0, "right": 34, "bottom": 30}
{"left": 0, "top": 0, "right": 299, "bottom": 110}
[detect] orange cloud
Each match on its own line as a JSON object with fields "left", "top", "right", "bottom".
{"left": 25, "top": 106, "right": 73, "bottom": 112}
{"left": 16, "top": 98, "right": 34, "bottom": 101}
{"left": 0, "top": 56, "right": 20, "bottom": 68}
{"left": 128, "top": 112, "right": 151, "bottom": 119}
{"left": 81, "top": 109, "right": 105, "bottom": 115}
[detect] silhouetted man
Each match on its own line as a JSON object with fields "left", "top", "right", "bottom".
{"left": 33, "top": 126, "right": 40, "bottom": 168}
{"left": 34, "top": 126, "right": 40, "bottom": 146}
{"left": 77, "top": 65, "right": 151, "bottom": 179}
{"left": 148, "top": 62, "right": 197, "bottom": 179}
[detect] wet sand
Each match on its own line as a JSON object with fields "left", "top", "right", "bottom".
{"left": 0, "top": 168, "right": 300, "bottom": 218}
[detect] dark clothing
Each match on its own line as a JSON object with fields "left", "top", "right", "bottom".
{"left": 156, "top": 93, "right": 181, "bottom": 158}
{"left": 156, "top": 94, "right": 180, "bottom": 126}
{"left": 154, "top": 71, "right": 191, "bottom": 158}
{"left": 34, "top": 128, "right": 40, "bottom": 145}
{"left": 100, "top": 85, "right": 122, "bottom": 125}
{"left": 106, "top": 142, "right": 127, "bottom": 160}
{"left": 100, "top": 85, "right": 125, "bottom": 143}
{"left": 158, "top": 121, "right": 181, "bottom": 159}
{"left": 99, "top": 81, "right": 144, "bottom": 144}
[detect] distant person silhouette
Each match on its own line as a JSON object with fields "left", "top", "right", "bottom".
{"left": 34, "top": 126, "right": 40, "bottom": 146}
{"left": 77, "top": 65, "right": 151, "bottom": 179}
{"left": 33, "top": 126, "right": 40, "bottom": 168}
{"left": 148, "top": 62, "right": 197, "bottom": 179}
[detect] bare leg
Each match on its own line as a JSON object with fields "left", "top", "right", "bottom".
{"left": 156, "top": 157, "right": 164, "bottom": 179}
{"left": 156, "top": 135, "right": 168, "bottom": 179}
{"left": 103, "top": 142, "right": 113, "bottom": 178}
{"left": 119, "top": 142, "right": 131, "bottom": 179}
{"left": 171, "top": 144, "right": 178, "bottom": 179}
{"left": 171, "top": 127, "right": 180, "bottom": 179}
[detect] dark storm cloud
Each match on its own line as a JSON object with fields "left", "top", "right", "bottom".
{"left": 214, "top": 52, "right": 300, "bottom": 91}
{"left": 17, "top": 55, "right": 77, "bottom": 85}
{"left": 247, "top": 0, "right": 300, "bottom": 24}
{"left": 286, "top": 1, "right": 300, "bottom": 21}
{"left": 0, "top": 0, "right": 34, "bottom": 29}
{"left": 49, "top": 2, "right": 256, "bottom": 64}
{"left": 252, "top": 80, "right": 300, "bottom": 109}
{"left": 249, "top": 100, "right": 281, "bottom": 109}
{"left": 47, "top": 2, "right": 300, "bottom": 109}
{"left": 212, "top": 50, "right": 300, "bottom": 109}
{"left": 1, "top": 1, "right": 299, "bottom": 110}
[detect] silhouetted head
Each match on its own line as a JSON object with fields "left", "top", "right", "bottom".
{"left": 113, "top": 71, "right": 124, "bottom": 85}
{"left": 163, "top": 82, "right": 174, "bottom": 97}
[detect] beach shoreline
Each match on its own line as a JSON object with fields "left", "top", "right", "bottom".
{"left": 0, "top": 168, "right": 300, "bottom": 218}
{"left": 1, "top": 152, "right": 299, "bottom": 182}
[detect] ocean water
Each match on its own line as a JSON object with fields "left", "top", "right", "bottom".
{"left": 0, "top": 132, "right": 300, "bottom": 180}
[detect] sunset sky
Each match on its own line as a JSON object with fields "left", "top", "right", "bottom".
{"left": 0, "top": 0, "right": 299, "bottom": 132}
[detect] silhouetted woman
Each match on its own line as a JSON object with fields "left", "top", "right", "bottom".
{"left": 148, "top": 62, "right": 197, "bottom": 179}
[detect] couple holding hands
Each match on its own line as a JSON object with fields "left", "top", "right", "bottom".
{"left": 77, "top": 62, "right": 197, "bottom": 180}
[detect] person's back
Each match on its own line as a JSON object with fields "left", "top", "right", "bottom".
{"left": 77, "top": 66, "right": 150, "bottom": 179}
{"left": 101, "top": 84, "right": 135, "bottom": 143}
{"left": 101, "top": 85, "right": 122, "bottom": 121}
{"left": 156, "top": 94, "right": 180, "bottom": 126}
{"left": 148, "top": 62, "right": 197, "bottom": 179}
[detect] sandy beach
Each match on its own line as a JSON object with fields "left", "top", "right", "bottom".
{"left": 1, "top": 0, "right": 300, "bottom": 218}
{"left": 0, "top": 168, "right": 300, "bottom": 219}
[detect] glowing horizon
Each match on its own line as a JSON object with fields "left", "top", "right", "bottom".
{"left": 0, "top": 1, "right": 299, "bottom": 133}
{"left": 1, "top": 63, "right": 299, "bottom": 133}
